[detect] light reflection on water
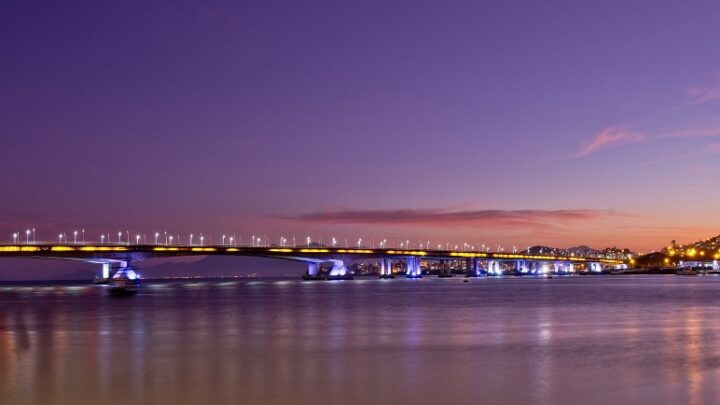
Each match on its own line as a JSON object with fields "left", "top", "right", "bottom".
{"left": 2, "top": 276, "right": 720, "bottom": 404}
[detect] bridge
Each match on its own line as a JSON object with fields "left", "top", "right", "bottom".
{"left": 0, "top": 243, "right": 626, "bottom": 280}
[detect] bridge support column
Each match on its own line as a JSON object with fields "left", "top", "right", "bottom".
{"left": 379, "top": 258, "right": 395, "bottom": 279}
{"left": 304, "top": 262, "right": 320, "bottom": 280}
{"left": 328, "top": 260, "right": 352, "bottom": 280}
{"left": 588, "top": 262, "right": 603, "bottom": 273}
{"left": 487, "top": 260, "right": 502, "bottom": 276}
{"left": 439, "top": 259, "right": 453, "bottom": 278}
{"left": 111, "top": 261, "right": 139, "bottom": 281}
{"left": 529, "top": 261, "right": 542, "bottom": 275}
{"left": 406, "top": 257, "right": 422, "bottom": 278}
{"left": 465, "top": 258, "right": 482, "bottom": 277}
{"left": 96, "top": 260, "right": 127, "bottom": 279}
{"left": 515, "top": 260, "right": 529, "bottom": 274}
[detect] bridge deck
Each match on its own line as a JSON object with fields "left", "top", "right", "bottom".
{"left": 0, "top": 244, "right": 625, "bottom": 264}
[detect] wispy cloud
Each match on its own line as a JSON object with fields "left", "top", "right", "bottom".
{"left": 572, "top": 127, "right": 646, "bottom": 158}
{"left": 685, "top": 76, "right": 720, "bottom": 106}
{"left": 570, "top": 121, "right": 720, "bottom": 160}
{"left": 275, "top": 208, "right": 622, "bottom": 229}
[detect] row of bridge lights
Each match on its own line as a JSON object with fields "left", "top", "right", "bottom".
{"left": 7, "top": 230, "right": 627, "bottom": 259}
{"left": 13, "top": 231, "right": 611, "bottom": 257}
{"left": 9, "top": 229, "right": 526, "bottom": 252}
{"left": 278, "top": 236, "right": 516, "bottom": 251}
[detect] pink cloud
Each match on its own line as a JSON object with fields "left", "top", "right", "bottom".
{"left": 573, "top": 127, "right": 646, "bottom": 158}
{"left": 275, "top": 208, "right": 622, "bottom": 229}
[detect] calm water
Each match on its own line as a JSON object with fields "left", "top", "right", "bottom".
{"left": 2, "top": 275, "right": 720, "bottom": 404}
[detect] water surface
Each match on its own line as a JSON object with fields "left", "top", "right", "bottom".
{"left": 2, "top": 275, "right": 720, "bottom": 404}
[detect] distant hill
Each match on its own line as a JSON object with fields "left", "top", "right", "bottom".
{"left": 661, "top": 234, "right": 720, "bottom": 261}
{"left": 522, "top": 245, "right": 632, "bottom": 258}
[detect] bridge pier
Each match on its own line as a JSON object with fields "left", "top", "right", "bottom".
{"left": 515, "top": 260, "right": 529, "bottom": 274}
{"left": 487, "top": 260, "right": 502, "bottom": 276}
{"left": 303, "top": 262, "right": 321, "bottom": 280}
{"left": 465, "top": 258, "right": 482, "bottom": 277}
{"left": 327, "top": 260, "right": 352, "bottom": 280}
{"left": 303, "top": 260, "right": 352, "bottom": 280}
{"left": 588, "top": 262, "right": 603, "bottom": 273}
{"left": 406, "top": 257, "right": 422, "bottom": 278}
{"left": 438, "top": 259, "right": 453, "bottom": 278}
{"left": 529, "top": 261, "right": 545, "bottom": 275}
{"left": 92, "top": 260, "right": 129, "bottom": 284}
{"left": 379, "top": 258, "right": 395, "bottom": 279}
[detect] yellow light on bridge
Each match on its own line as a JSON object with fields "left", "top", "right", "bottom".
{"left": 387, "top": 250, "right": 428, "bottom": 256}
{"left": 451, "top": 252, "right": 485, "bottom": 258}
{"left": 0, "top": 246, "right": 40, "bottom": 252}
{"left": 80, "top": 246, "right": 127, "bottom": 252}
{"left": 268, "top": 248, "right": 293, "bottom": 253}
{"left": 192, "top": 247, "right": 217, "bottom": 252}
{"left": 299, "top": 249, "right": 329, "bottom": 253}
{"left": 51, "top": 246, "right": 75, "bottom": 251}
{"left": 226, "top": 248, "right": 239, "bottom": 252}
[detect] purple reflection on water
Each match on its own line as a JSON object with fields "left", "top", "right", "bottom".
{"left": 2, "top": 276, "right": 720, "bottom": 404}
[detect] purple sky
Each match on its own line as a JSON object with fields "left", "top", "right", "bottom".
{"left": 2, "top": 0, "right": 720, "bottom": 254}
